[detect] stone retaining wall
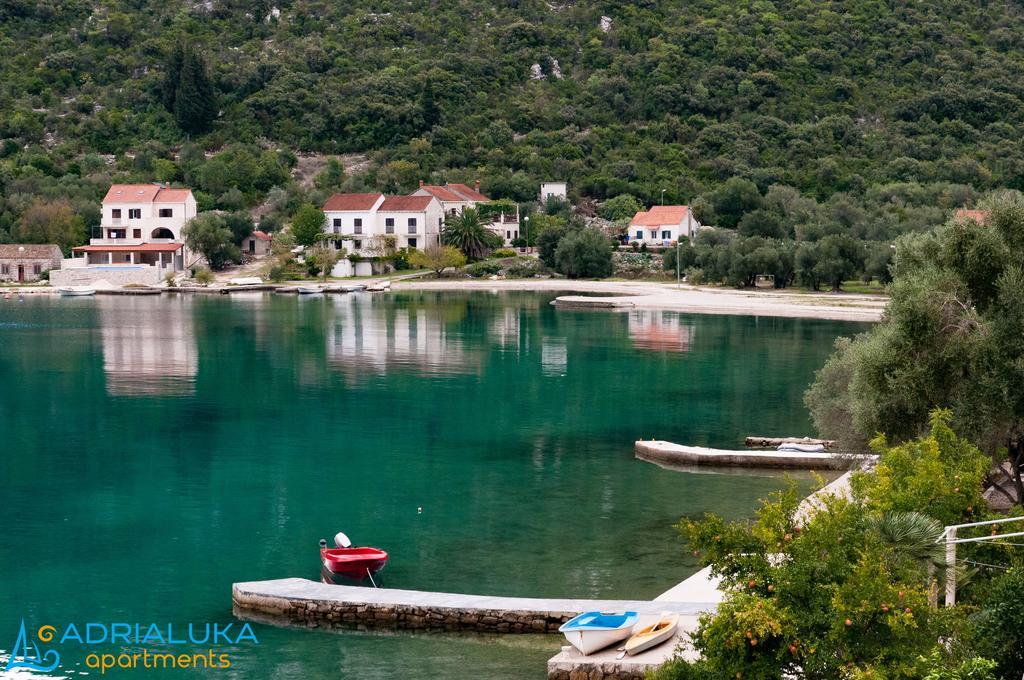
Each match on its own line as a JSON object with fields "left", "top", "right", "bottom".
{"left": 233, "top": 589, "right": 570, "bottom": 633}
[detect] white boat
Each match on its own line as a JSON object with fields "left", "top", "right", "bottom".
{"left": 366, "top": 280, "right": 392, "bottom": 292}
{"left": 296, "top": 286, "right": 323, "bottom": 295}
{"left": 778, "top": 443, "right": 826, "bottom": 453}
{"left": 58, "top": 286, "right": 96, "bottom": 297}
{"left": 558, "top": 611, "right": 639, "bottom": 655}
{"left": 624, "top": 613, "right": 679, "bottom": 655}
{"left": 342, "top": 284, "right": 367, "bottom": 292}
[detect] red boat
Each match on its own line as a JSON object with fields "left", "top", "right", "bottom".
{"left": 319, "top": 533, "right": 388, "bottom": 580}
{"left": 320, "top": 546, "right": 389, "bottom": 578}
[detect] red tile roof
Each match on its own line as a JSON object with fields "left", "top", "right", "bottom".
{"left": 630, "top": 205, "right": 690, "bottom": 227}
{"left": 418, "top": 185, "right": 466, "bottom": 202}
{"left": 72, "top": 243, "right": 183, "bottom": 252}
{"left": 954, "top": 209, "right": 989, "bottom": 225}
{"left": 251, "top": 230, "right": 272, "bottom": 241}
{"left": 379, "top": 195, "right": 434, "bottom": 211}
{"left": 323, "top": 193, "right": 383, "bottom": 211}
{"left": 103, "top": 184, "right": 193, "bottom": 204}
{"left": 447, "top": 183, "right": 490, "bottom": 202}
{"left": 0, "top": 244, "right": 62, "bottom": 259}
{"left": 154, "top": 188, "right": 193, "bottom": 203}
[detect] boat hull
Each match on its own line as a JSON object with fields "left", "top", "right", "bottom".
{"left": 59, "top": 287, "right": 96, "bottom": 297}
{"left": 624, "top": 614, "right": 679, "bottom": 655}
{"left": 320, "top": 547, "right": 388, "bottom": 578}
{"left": 296, "top": 287, "right": 323, "bottom": 295}
{"left": 559, "top": 611, "right": 639, "bottom": 655}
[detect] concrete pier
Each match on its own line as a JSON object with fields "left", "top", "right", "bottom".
{"left": 635, "top": 440, "right": 872, "bottom": 471}
{"left": 551, "top": 295, "right": 635, "bottom": 309}
{"left": 232, "top": 578, "right": 713, "bottom": 635}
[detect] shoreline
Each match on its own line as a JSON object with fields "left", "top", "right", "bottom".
{"left": 393, "top": 279, "right": 886, "bottom": 322}
{"left": 4, "top": 279, "right": 886, "bottom": 322}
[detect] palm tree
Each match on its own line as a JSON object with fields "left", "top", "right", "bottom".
{"left": 441, "top": 207, "right": 502, "bottom": 260}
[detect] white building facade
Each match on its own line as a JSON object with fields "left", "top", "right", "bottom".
{"left": 322, "top": 193, "right": 442, "bottom": 255}
{"left": 627, "top": 205, "right": 702, "bottom": 246}
{"left": 55, "top": 184, "right": 196, "bottom": 286}
{"left": 539, "top": 182, "right": 568, "bottom": 203}
{"left": 412, "top": 181, "right": 520, "bottom": 245}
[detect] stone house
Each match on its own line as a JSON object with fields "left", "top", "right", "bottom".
{"left": 0, "top": 244, "right": 63, "bottom": 282}
{"left": 241, "top": 230, "right": 273, "bottom": 258}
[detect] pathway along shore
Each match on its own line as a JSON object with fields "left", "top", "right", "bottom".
{"left": 394, "top": 279, "right": 886, "bottom": 323}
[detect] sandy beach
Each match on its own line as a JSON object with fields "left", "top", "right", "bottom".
{"left": 393, "top": 279, "right": 886, "bottom": 322}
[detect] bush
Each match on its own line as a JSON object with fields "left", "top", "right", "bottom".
{"left": 684, "top": 267, "right": 706, "bottom": 284}
{"left": 505, "top": 257, "right": 543, "bottom": 278}
{"left": 510, "top": 237, "right": 528, "bottom": 248}
{"left": 193, "top": 267, "right": 214, "bottom": 285}
{"left": 554, "top": 228, "right": 613, "bottom": 278}
{"left": 268, "top": 265, "right": 286, "bottom": 282}
{"left": 974, "top": 568, "right": 1024, "bottom": 679}
{"left": 663, "top": 242, "right": 696, "bottom": 272}
{"left": 38, "top": 269, "right": 50, "bottom": 281}
{"left": 464, "top": 260, "right": 502, "bottom": 277}
{"left": 492, "top": 248, "right": 517, "bottom": 258}
{"left": 391, "top": 247, "right": 411, "bottom": 270}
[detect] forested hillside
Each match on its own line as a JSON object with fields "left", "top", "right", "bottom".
{"left": 3, "top": 0, "right": 1024, "bottom": 253}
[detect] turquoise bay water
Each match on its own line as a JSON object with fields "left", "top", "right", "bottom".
{"left": 0, "top": 292, "right": 866, "bottom": 678}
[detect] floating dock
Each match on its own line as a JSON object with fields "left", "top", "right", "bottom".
{"left": 635, "top": 440, "right": 871, "bottom": 470}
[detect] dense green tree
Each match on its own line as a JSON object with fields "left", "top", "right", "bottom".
{"left": 599, "top": 194, "right": 643, "bottom": 221}
{"left": 290, "top": 204, "right": 326, "bottom": 247}
{"left": 554, "top": 228, "right": 613, "bottom": 279}
{"left": 536, "top": 221, "right": 571, "bottom": 268}
{"left": 183, "top": 213, "right": 240, "bottom": 270}
{"left": 172, "top": 46, "right": 217, "bottom": 135}
{"left": 13, "top": 200, "right": 86, "bottom": 255}
{"left": 161, "top": 42, "right": 186, "bottom": 113}
{"left": 408, "top": 245, "right": 466, "bottom": 277}
{"left": 806, "top": 193, "right": 1024, "bottom": 504}
{"left": 440, "top": 207, "right": 501, "bottom": 260}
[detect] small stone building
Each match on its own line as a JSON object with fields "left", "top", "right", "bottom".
{"left": 241, "top": 230, "right": 273, "bottom": 258}
{"left": 0, "top": 244, "right": 63, "bottom": 282}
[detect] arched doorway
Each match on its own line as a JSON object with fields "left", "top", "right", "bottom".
{"left": 151, "top": 228, "right": 175, "bottom": 240}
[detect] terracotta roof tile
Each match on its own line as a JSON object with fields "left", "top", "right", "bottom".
{"left": 0, "top": 244, "right": 62, "bottom": 259}
{"left": 72, "top": 243, "right": 184, "bottom": 253}
{"left": 379, "top": 195, "right": 434, "bottom": 211}
{"left": 447, "top": 183, "right": 490, "bottom": 202}
{"left": 323, "top": 193, "right": 383, "bottom": 211}
{"left": 418, "top": 185, "right": 465, "bottom": 202}
{"left": 630, "top": 205, "right": 690, "bottom": 227}
{"left": 954, "top": 209, "right": 989, "bottom": 225}
{"left": 154, "top": 188, "right": 193, "bottom": 203}
{"left": 103, "top": 184, "right": 193, "bottom": 204}
{"left": 251, "top": 230, "right": 272, "bottom": 241}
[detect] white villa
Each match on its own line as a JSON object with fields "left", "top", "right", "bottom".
{"left": 628, "top": 205, "right": 702, "bottom": 246}
{"left": 412, "top": 181, "right": 521, "bottom": 245}
{"left": 322, "top": 192, "right": 443, "bottom": 255}
{"left": 55, "top": 184, "right": 195, "bottom": 286}
{"left": 539, "top": 182, "right": 568, "bottom": 203}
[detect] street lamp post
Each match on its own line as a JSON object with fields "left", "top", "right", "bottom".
{"left": 661, "top": 189, "right": 666, "bottom": 206}
{"left": 524, "top": 215, "right": 530, "bottom": 251}
{"left": 890, "top": 243, "right": 897, "bottom": 279}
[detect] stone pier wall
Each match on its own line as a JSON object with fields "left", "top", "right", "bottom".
{"left": 233, "top": 589, "right": 570, "bottom": 634}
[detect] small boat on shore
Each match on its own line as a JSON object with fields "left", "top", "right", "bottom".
{"left": 366, "top": 280, "right": 391, "bottom": 292}
{"left": 342, "top": 284, "right": 367, "bottom": 292}
{"left": 559, "top": 611, "right": 638, "bottom": 655}
{"left": 778, "top": 443, "right": 826, "bottom": 453}
{"left": 297, "top": 285, "right": 323, "bottom": 295}
{"left": 319, "top": 533, "right": 388, "bottom": 583}
{"left": 58, "top": 286, "right": 96, "bottom": 297}
{"left": 624, "top": 612, "right": 679, "bottom": 655}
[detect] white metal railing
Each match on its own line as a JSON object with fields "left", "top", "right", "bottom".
{"left": 940, "top": 515, "right": 1024, "bottom": 606}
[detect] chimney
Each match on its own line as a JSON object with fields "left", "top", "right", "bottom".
{"left": 419, "top": 180, "right": 424, "bottom": 188}
{"left": 474, "top": 179, "right": 481, "bottom": 192}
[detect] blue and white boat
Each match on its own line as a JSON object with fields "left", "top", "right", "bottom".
{"left": 558, "top": 611, "right": 639, "bottom": 655}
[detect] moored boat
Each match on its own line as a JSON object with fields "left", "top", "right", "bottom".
{"left": 319, "top": 533, "right": 388, "bottom": 581}
{"left": 624, "top": 612, "right": 679, "bottom": 655}
{"left": 777, "top": 443, "right": 826, "bottom": 453}
{"left": 296, "top": 285, "right": 323, "bottom": 295}
{"left": 58, "top": 286, "right": 96, "bottom": 297}
{"left": 558, "top": 611, "right": 638, "bottom": 655}
{"left": 366, "top": 280, "right": 392, "bottom": 292}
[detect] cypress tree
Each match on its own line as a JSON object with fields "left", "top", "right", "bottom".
{"left": 161, "top": 42, "right": 185, "bottom": 113}
{"left": 173, "top": 48, "right": 217, "bottom": 135}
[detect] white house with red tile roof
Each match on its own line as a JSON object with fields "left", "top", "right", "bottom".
{"left": 954, "top": 208, "right": 989, "bottom": 225}
{"left": 628, "top": 205, "right": 702, "bottom": 245}
{"left": 321, "top": 192, "right": 442, "bottom": 254}
{"left": 56, "top": 184, "right": 196, "bottom": 285}
{"left": 411, "top": 180, "right": 521, "bottom": 245}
